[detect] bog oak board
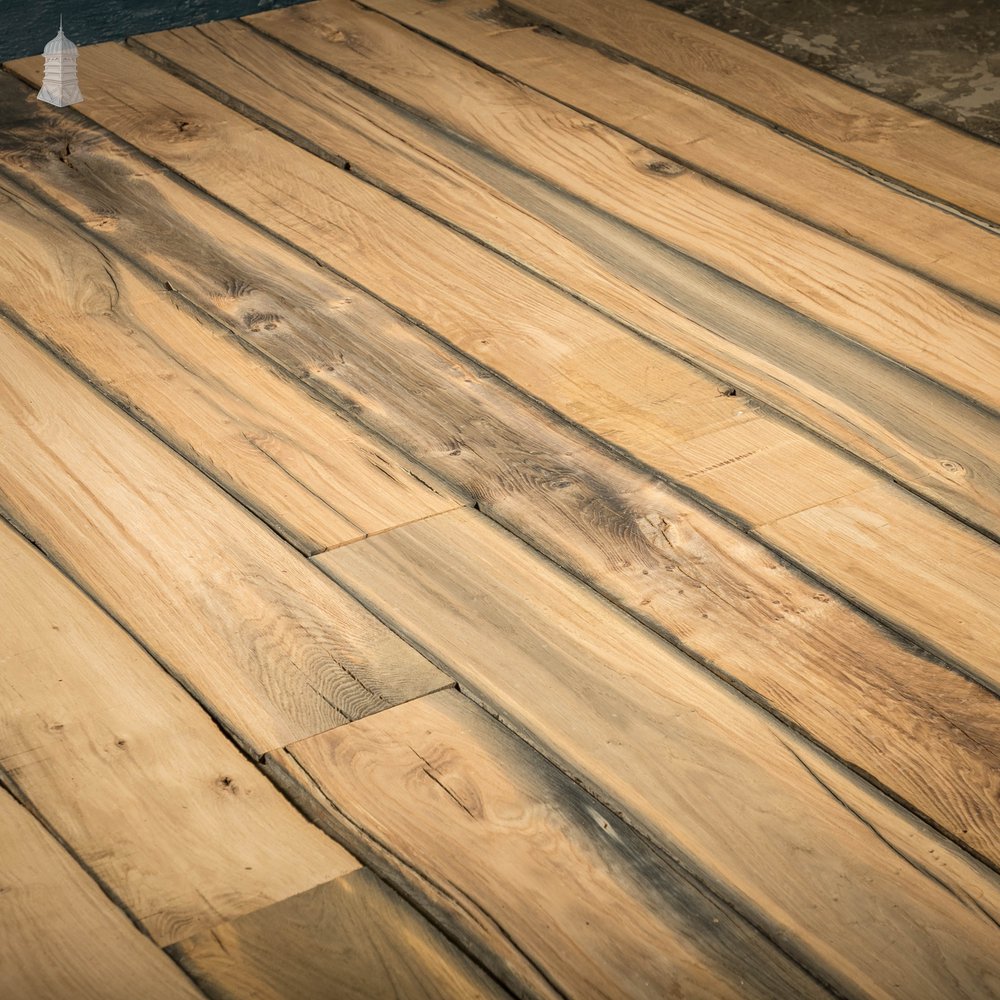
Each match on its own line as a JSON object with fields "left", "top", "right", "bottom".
{"left": 0, "top": 787, "right": 204, "bottom": 999}
{"left": 0, "top": 75, "right": 996, "bottom": 868}
{"left": 0, "top": 519, "right": 360, "bottom": 945}
{"left": 0, "top": 178, "right": 460, "bottom": 556}
{"left": 248, "top": 0, "right": 1000, "bottom": 416}
{"left": 270, "top": 688, "right": 831, "bottom": 1000}
{"left": 170, "top": 869, "right": 510, "bottom": 1000}
{"left": 316, "top": 509, "right": 1000, "bottom": 1000}
{"left": 0, "top": 68, "right": 996, "bottom": 702}
{"left": 498, "top": 0, "right": 1000, "bottom": 226}
{"left": 0, "top": 318, "right": 449, "bottom": 756}
{"left": 134, "top": 16, "right": 1000, "bottom": 546}
{"left": 283, "top": 0, "right": 1000, "bottom": 312}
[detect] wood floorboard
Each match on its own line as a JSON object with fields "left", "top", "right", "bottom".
{"left": 0, "top": 317, "right": 450, "bottom": 757}
{"left": 269, "top": 688, "right": 832, "bottom": 1000}
{"left": 501, "top": 0, "right": 1000, "bottom": 227}
{"left": 0, "top": 785, "right": 206, "bottom": 999}
{"left": 111, "top": 19, "right": 1000, "bottom": 686}
{"left": 129, "top": 15, "right": 1000, "bottom": 551}
{"left": 169, "top": 869, "right": 510, "bottom": 1000}
{"left": 1, "top": 62, "right": 997, "bottom": 700}
{"left": 250, "top": 0, "right": 1000, "bottom": 419}
{"left": 0, "top": 175, "right": 461, "bottom": 557}
{"left": 314, "top": 509, "right": 1000, "bottom": 1000}
{"left": 2, "top": 8, "right": 999, "bottom": 994}
{"left": 313, "top": 0, "right": 1000, "bottom": 313}
{"left": 0, "top": 518, "right": 360, "bottom": 945}
{"left": 0, "top": 69, "right": 995, "bottom": 871}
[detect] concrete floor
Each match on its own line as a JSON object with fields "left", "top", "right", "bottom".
{"left": 654, "top": 0, "right": 1000, "bottom": 143}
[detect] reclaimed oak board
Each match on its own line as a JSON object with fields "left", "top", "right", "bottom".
{"left": 0, "top": 318, "right": 449, "bottom": 756}
{"left": 501, "top": 0, "right": 1000, "bottom": 227}
{"left": 320, "top": 0, "right": 1000, "bottom": 311}
{"left": 0, "top": 74, "right": 996, "bottom": 871}
{"left": 0, "top": 176, "right": 461, "bottom": 556}
{"left": 0, "top": 786, "right": 204, "bottom": 999}
{"left": 270, "top": 688, "right": 832, "bottom": 1000}
{"left": 135, "top": 14, "right": 1000, "bottom": 548}
{"left": 2, "top": 63, "right": 997, "bottom": 697}
{"left": 122, "top": 16, "right": 1000, "bottom": 686}
{"left": 316, "top": 509, "right": 1000, "bottom": 1000}
{"left": 170, "top": 869, "right": 511, "bottom": 1000}
{"left": 250, "top": 0, "right": 1000, "bottom": 418}
{"left": 0, "top": 519, "right": 359, "bottom": 945}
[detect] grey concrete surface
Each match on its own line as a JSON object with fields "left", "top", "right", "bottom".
{"left": 654, "top": 0, "right": 1000, "bottom": 143}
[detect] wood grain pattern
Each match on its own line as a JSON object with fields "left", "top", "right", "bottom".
{"left": 0, "top": 178, "right": 460, "bottom": 556}
{"left": 0, "top": 786, "right": 204, "bottom": 999}
{"left": 271, "top": 689, "right": 832, "bottom": 1000}
{"left": 758, "top": 482, "right": 1000, "bottom": 678}
{"left": 0, "top": 317, "right": 449, "bottom": 756}
{"left": 251, "top": 0, "right": 1000, "bottom": 416}
{"left": 0, "top": 71, "right": 995, "bottom": 866}
{"left": 0, "top": 519, "right": 360, "bottom": 944}
{"left": 1, "top": 65, "right": 996, "bottom": 703}
{"left": 310, "top": 0, "right": 1000, "bottom": 312}
{"left": 498, "top": 0, "right": 1000, "bottom": 226}
{"left": 133, "top": 15, "right": 1000, "bottom": 547}
{"left": 315, "top": 509, "right": 1000, "bottom": 1000}
{"left": 170, "top": 869, "right": 510, "bottom": 1000}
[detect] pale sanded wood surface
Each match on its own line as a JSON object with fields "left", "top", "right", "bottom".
{"left": 0, "top": 178, "right": 460, "bottom": 556}
{"left": 170, "top": 869, "right": 510, "bottom": 1000}
{"left": 507, "top": 0, "right": 1000, "bottom": 226}
{"left": 316, "top": 510, "right": 1000, "bottom": 1000}
{"left": 0, "top": 318, "right": 449, "bottom": 756}
{"left": 0, "top": 787, "right": 205, "bottom": 999}
{"left": 250, "top": 0, "right": 1000, "bottom": 418}
{"left": 2, "top": 3, "right": 999, "bottom": 995}
{"left": 272, "top": 689, "right": 831, "bottom": 1000}
{"left": 0, "top": 519, "right": 359, "bottom": 946}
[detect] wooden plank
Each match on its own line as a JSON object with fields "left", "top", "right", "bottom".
{"left": 0, "top": 317, "right": 449, "bottom": 757}
{"left": 170, "top": 868, "right": 510, "bottom": 1000}
{"left": 491, "top": 0, "right": 1000, "bottom": 226}
{"left": 758, "top": 482, "right": 1000, "bottom": 675}
{"left": 270, "top": 688, "right": 832, "bottom": 1000}
{"left": 314, "top": 510, "right": 1000, "bottom": 1000}
{"left": 247, "top": 0, "right": 1000, "bottom": 416}
{"left": 234, "top": 0, "right": 1000, "bottom": 313}
{"left": 0, "top": 518, "right": 361, "bottom": 945}
{"left": 0, "top": 177, "right": 460, "bottom": 557}
{"left": 1, "top": 77, "right": 997, "bottom": 871}
{"left": 131, "top": 17, "right": 1000, "bottom": 547}
{"left": 1, "top": 68, "right": 997, "bottom": 703}
{"left": 0, "top": 786, "right": 204, "bottom": 999}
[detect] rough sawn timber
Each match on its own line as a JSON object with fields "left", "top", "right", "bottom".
{"left": 0, "top": 70, "right": 996, "bottom": 872}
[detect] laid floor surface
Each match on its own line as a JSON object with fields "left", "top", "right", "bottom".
{"left": 2, "top": 1, "right": 999, "bottom": 997}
